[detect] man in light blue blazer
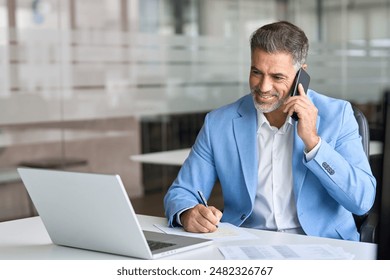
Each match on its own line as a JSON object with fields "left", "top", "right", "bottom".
{"left": 164, "top": 21, "right": 376, "bottom": 241}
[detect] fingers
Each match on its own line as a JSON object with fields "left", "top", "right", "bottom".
{"left": 210, "top": 206, "right": 223, "bottom": 222}
{"left": 181, "top": 204, "right": 222, "bottom": 233}
{"left": 297, "top": 83, "right": 306, "bottom": 96}
{"left": 283, "top": 84, "right": 313, "bottom": 119}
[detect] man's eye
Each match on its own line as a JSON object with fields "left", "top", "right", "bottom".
{"left": 251, "top": 69, "right": 261, "bottom": 75}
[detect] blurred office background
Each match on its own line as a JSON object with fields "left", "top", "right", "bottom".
{"left": 0, "top": 0, "right": 389, "bottom": 221}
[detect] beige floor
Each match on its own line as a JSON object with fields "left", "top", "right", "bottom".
{"left": 131, "top": 191, "right": 166, "bottom": 217}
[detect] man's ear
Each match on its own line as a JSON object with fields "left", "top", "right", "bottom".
{"left": 302, "top": 63, "right": 308, "bottom": 70}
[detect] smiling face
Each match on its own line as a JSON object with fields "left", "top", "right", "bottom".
{"left": 249, "top": 49, "right": 298, "bottom": 115}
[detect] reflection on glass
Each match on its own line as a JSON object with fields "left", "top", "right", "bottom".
{"left": 0, "top": 0, "right": 389, "bottom": 222}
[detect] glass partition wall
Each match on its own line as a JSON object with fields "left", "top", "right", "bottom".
{"left": 0, "top": 0, "right": 389, "bottom": 221}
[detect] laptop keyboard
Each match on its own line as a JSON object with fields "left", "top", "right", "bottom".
{"left": 147, "top": 240, "right": 175, "bottom": 251}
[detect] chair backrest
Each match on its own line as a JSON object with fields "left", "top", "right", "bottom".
{"left": 353, "top": 105, "right": 370, "bottom": 158}
{"left": 351, "top": 105, "right": 378, "bottom": 242}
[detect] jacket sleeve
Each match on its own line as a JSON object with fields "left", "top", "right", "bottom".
{"left": 163, "top": 114, "right": 218, "bottom": 227}
{"left": 303, "top": 102, "right": 376, "bottom": 215}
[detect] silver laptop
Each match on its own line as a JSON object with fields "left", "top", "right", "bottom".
{"left": 17, "top": 167, "right": 212, "bottom": 259}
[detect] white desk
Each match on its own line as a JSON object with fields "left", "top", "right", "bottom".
{"left": 0, "top": 215, "right": 377, "bottom": 260}
{"left": 130, "top": 141, "right": 382, "bottom": 167}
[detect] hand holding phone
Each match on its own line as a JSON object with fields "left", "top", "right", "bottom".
{"left": 289, "top": 68, "right": 310, "bottom": 121}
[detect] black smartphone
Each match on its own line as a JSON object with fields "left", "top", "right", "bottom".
{"left": 289, "top": 68, "right": 310, "bottom": 121}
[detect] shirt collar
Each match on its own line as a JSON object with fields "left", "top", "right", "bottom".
{"left": 256, "top": 110, "right": 294, "bottom": 133}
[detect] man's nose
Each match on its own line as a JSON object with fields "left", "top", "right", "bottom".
{"left": 257, "top": 76, "right": 273, "bottom": 93}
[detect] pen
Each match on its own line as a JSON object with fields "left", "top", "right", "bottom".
{"left": 197, "top": 190, "right": 219, "bottom": 228}
{"left": 197, "top": 190, "right": 209, "bottom": 207}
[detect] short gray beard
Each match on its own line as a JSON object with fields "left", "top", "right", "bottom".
{"left": 251, "top": 89, "right": 285, "bottom": 113}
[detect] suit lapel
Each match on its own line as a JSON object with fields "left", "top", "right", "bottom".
{"left": 233, "top": 96, "right": 258, "bottom": 202}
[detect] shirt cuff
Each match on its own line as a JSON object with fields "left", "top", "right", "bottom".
{"left": 175, "top": 206, "right": 194, "bottom": 226}
{"left": 304, "top": 137, "right": 322, "bottom": 161}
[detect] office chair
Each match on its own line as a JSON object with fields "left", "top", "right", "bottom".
{"left": 352, "top": 105, "right": 378, "bottom": 243}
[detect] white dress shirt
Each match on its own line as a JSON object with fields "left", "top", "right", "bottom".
{"left": 242, "top": 110, "right": 321, "bottom": 234}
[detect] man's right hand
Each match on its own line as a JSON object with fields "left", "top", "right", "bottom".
{"left": 180, "top": 204, "right": 222, "bottom": 233}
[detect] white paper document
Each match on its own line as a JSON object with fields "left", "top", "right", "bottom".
{"left": 153, "top": 222, "right": 258, "bottom": 241}
{"left": 218, "top": 244, "right": 355, "bottom": 260}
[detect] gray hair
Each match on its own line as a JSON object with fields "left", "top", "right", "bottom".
{"left": 250, "top": 21, "right": 309, "bottom": 69}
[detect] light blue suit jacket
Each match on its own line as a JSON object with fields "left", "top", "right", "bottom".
{"left": 164, "top": 90, "right": 376, "bottom": 240}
